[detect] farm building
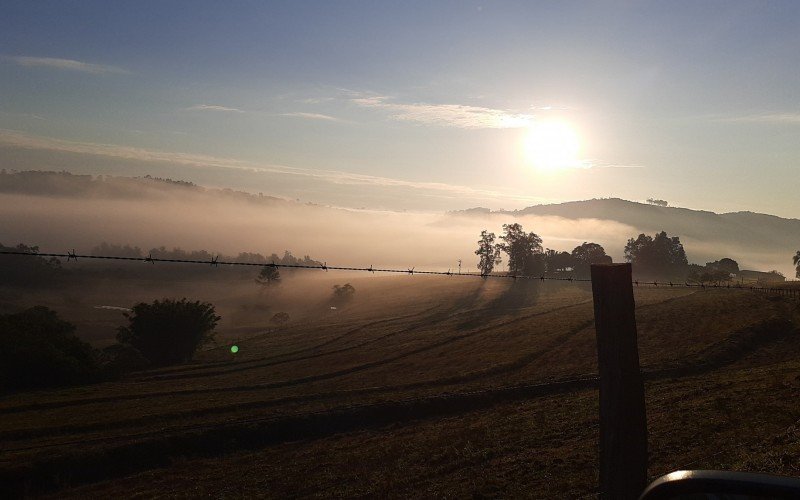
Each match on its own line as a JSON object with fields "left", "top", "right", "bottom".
{"left": 737, "top": 269, "right": 786, "bottom": 283}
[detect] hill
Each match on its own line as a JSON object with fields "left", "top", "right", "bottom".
{"left": 449, "top": 198, "right": 800, "bottom": 275}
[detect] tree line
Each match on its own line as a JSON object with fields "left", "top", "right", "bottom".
{"left": 475, "top": 223, "right": 612, "bottom": 279}
{"left": 0, "top": 241, "right": 324, "bottom": 287}
{"left": 90, "top": 242, "right": 322, "bottom": 267}
{"left": 476, "top": 226, "right": 800, "bottom": 282}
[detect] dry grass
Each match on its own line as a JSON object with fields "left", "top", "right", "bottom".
{"left": 2, "top": 274, "right": 800, "bottom": 498}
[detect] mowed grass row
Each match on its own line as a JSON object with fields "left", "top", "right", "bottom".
{"left": 49, "top": 357, "right": 800, "bottom": 499}
{"left": 1, "top": 277, "right": 798, "bottom": 496}
{"left": 0, "top": 282, "right": 596, "bottom": 451}
{"left": 0, "top": 285, "right": 788, "bottom": 450}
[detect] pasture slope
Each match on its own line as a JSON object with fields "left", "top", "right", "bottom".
{"left": 1, "top": 276, "right": 800, "bottom": 498}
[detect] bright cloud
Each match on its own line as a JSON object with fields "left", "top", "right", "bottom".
{"left": 185, "top": 104, "right": 245, "bottom": 113}
{"left": 280, "top": 112, "right": 340, "bottom": 121}
{"left": 351, "top": 95, "right": 534, "bottom": 129}
{"left": 7, "top": 56, "right": 129, "bottom": 75}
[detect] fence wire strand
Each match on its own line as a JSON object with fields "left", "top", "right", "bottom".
{"left": 2, "top": 250, "right": 798, "bottom": 296}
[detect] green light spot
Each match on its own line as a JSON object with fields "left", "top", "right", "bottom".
{"left": 230, "top": 345, "right": 239, "bottom": 354}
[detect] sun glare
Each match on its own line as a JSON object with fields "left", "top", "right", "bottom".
{"left": 523, "top": 121, "right": 581, "bottom": 171}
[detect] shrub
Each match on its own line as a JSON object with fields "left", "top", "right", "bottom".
{"left": 0, "top": 306, "right": 97, "bottom": 392}
{"left": 332, "top": 283, "right": 356, "bottom": 305}
{"left": 270, "top": 312, "right": 290, "bottom": 326}
{"left": 255, "top": 266, "right": 281, "bottom": 286}
{"left": 117, "top": 298, "right": 220, "bottom": 366}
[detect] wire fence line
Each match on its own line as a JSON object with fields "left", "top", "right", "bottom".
{"left": 0, "top": 249, "right": 591, "bottom": 281}
{"left": 1, "top": 249, "right": 799, "bottom": 296}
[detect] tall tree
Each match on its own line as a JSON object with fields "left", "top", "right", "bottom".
{"left": 794, "top": 251, "right": 800, "bottom": 278}
{"left": 571, "top": 242, "right": 612, "bottom": 278}
{"left": 624, "top": 231, "right": 688, "bottom": 279}
{"left": 496, "top": 223, "right": 544, "bottom": 275}
{"left": 475, "top": 230, "right": 501, "bottom": 276}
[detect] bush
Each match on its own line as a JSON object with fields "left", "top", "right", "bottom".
{"left": 117, "top": 298, "right": 220, "bottom": 366}
{"left": 270, "top": 312, "right": 290, "bottom": 326}
{"left": 0, "top": 306, "right": 97, "bottom": 392}
{"left": 255, "top": 266, "right": 281, "bottom": 286}
{"left": 332, "top": 283, "right": 356, "bottom": 305}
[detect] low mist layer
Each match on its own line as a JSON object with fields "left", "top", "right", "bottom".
{"left": 1, "top": 171, "right": 798, "bottom": 276}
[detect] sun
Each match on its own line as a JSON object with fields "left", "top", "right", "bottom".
{"left": 523, "top": 121, "right": 581, "bottom": 171}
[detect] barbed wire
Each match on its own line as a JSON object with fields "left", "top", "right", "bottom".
{"left": 0, "top": 249, "right": 591, "bottom": 281}
{"left": 1, "top": 250, "right": 798, "bottom": 296}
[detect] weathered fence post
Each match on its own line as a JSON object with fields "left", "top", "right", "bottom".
{"left": 591, "top": 263, "right": 648, "bottom": 499}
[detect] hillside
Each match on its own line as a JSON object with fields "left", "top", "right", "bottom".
{"left": 2, "top": 275, "right": 800, "bottom": 497}
{"left": 450, "top": 198, "right": 800, "bottom": 274}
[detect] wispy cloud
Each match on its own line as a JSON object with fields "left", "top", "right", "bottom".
{"left": 7, "top": 56, "right": 129, "bottom": 75}
{"left": 0, "top": 110, "right": 46, "bottom": 121}
{"left": 351, "top": 95, "right": 534, "bottom": 129}
{"left": 280, "top": 112, "right": 340, "bottom": 121}
{"left": 583, "top": 160, "right": 646, "bottom": 169}
{"left": 529, "top": 104, "right": 572, "bottom": 111}
{"left": 186, "top": 104, "right": 245, "bottom": 113}
{"left": 296, "top": 97, "right": 334, "bottom": 104}
{"left": 0, "top": 129, "right": 548, "bottom": 205}
{"left": 719, "top": 113, "right": 800, "bottom": 124}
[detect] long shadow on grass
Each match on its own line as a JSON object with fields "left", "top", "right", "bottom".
{"left": 0, "top": 297, "right": 589, "bottom": 416}
{"left": 0, "top": 305, "right": 597, "bottom": 443}
{"left": 134, "top": 281, "right": 491, "bottom": 383}
{"left": 0, "top": 377, "right": 598, "bottom": 498}
{"left": 456, "top": 279, "right": 543, "bottom": 330}
{"left": 5, "top": 302, "right": 794, "bottom": 496}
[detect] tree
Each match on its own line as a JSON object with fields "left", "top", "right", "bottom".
{"left": 794, "top": 251, "right": 800, "bottom": 279}
{"left": 688, "top": 266, "right": 730, "bottom": 285}
{"left": 706, "top": 258, "right": 739, "bottom": 275}
{"left": 117, "top": 298, "right": 220, "bottom": 366}
{"left": 475, "top": 230, "right": 501, "bottom": 276}
{"left": 646, "top": 198, "right": 669, "bottom": 207}
{"left": 624, "top": 231, "right": 688, "bottom": 279}
{"left": 91, "top": 242, "right": 143, "bottom": 258}
{"left": 332, "top": 283, "right": 356, "bottom": 305}
{"left": 544, "top": 249, "right": 575, "bottom": 274}
{"left": 256, "top": 266, "right": 281, "bottom": 286}
{"left": 0, "top": 243, "right": 63, "bottom": 287}
{"left": 496, "top": 223, "right": 544, "bottom": 275}
{"left": 0, "top": 306, "right": 97, "bottom": 392}
{"left": 571, "top": 242, "right": 612, "bottom": 278}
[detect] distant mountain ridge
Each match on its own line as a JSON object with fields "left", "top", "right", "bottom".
{"left": 0, "top": 169, "right": 289, "bottom": 205}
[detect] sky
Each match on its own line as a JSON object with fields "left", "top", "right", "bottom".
{"left": 1, "top": 1, "right": 799, "bottom": 216}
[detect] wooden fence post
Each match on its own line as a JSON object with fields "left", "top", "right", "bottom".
{"left": 591, "top": 263, "right": 648, "bottom": 499}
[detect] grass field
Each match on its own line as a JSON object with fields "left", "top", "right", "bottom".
{"left": 2, "top": 274, "right": 800, "bottom": 498}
